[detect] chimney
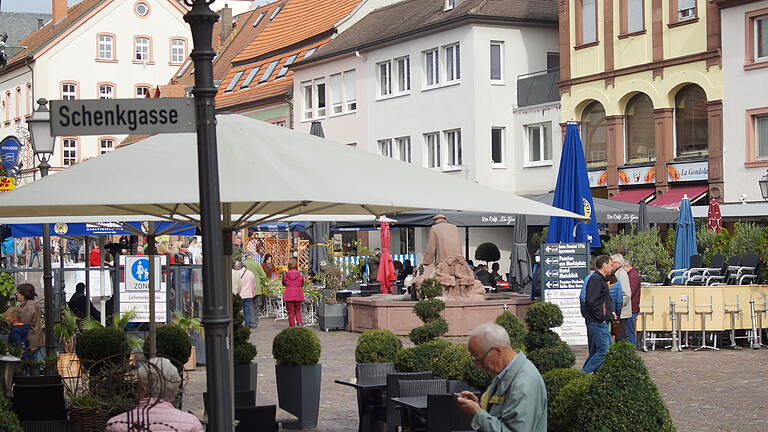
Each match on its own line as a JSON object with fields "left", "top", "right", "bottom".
{"left": 219, "top": 5, "right": 233, "bottom": 43}
{"left": 52, "top": 0, "right": 67, "bottom": 25}
{"left": 37, "top": 18, "right": 45, "bottom": 29}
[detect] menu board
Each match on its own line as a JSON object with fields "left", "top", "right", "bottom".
{"left": 541, "top": 242, "right": 590, "bottom": 345}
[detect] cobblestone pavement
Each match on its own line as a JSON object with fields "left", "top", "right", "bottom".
{"left": 183, "top": 320, "right": 768, "bottom": 431}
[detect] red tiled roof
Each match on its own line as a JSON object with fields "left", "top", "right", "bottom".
{"left": 232, "top": 0, "right": 360, "bottom": 63}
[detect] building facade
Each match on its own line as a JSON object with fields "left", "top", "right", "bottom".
{"left": 558, "top": 0, "right": 723, "bottom": 209}
{"left": 0, "top": 0, "right": 190, "bottom": 182}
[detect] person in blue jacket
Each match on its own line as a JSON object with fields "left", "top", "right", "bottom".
{"left": 5, "top": 307, "right": 30, "bottom": 352}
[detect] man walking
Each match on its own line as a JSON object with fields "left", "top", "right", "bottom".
{"left": 624, "top": 258, "right": 641, "bottom": 347}
{"left": 580, "top": 255, "right": 616, "bottom": 374}
{"left": 610, "top": 254, "right": 632, "bottom": 341}
{"left": 456, "top": 322, "right": 547, "bottom": 431}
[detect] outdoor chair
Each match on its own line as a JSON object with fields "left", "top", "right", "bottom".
{"left": 12, "top": 376, "right": 67, "bottom": 421}
{"left": 688, "top": 254, "right": 726, "bottom": 286}
{"left": 446, "top": 380, "right": 478, "bottom": 394}
{"left": 397, "top": 379, "right": 447, "bottom": 432}
{"left": 19, "top": 420, "right": 79, "bottom": 432}
{"left": 355, "top": 362, "right": 396, "bottom": 431}
{"left": 668, "top": 254, "right": 704, "bottom": 285}
{"left": 706, "top": 256, "right": 742, "bottom": 285}
{"left": 733, "top": 253, "right": 760, "bottom": 285}
{"left": 385, "top": 372, "right": 432, "bottom": 432}
{"left": 234, "top": 405, "right": 278, "bottom": 432}
{"left": 426, "top": 394, "right": 473, "bottom": 432}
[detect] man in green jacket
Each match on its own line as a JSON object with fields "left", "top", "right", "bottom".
{"left": 243, "top": 251, "right": 267, "bottom": 328}
{"left": 456, "top": 322, "right": 547, "bottom": 432}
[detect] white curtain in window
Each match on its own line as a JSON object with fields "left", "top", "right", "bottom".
{"left": 583, "top": 0, "right": 596, "bottom": 43}
{"left": 345, "top": 70, "right": 356, "bottom": 102}
{"left": 330, "top": 74, "right": 343, "bottom": 106}
{"left": 490, "top": 44, "right": 502, "bottom": 80}
{"left": 758, "top": 18, "right": 768, "bottom": 59}
{"left": 627, "top": 0, "right": 643, "bottom": 32}
{"left": 758, "top": 116, "right": 768, "bottom": 158}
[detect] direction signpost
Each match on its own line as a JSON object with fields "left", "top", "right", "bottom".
{"left": 541, "top": 242, "right": 590, "bottom": 345}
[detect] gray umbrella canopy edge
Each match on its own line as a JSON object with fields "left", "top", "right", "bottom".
{"left": 638, "top": 201, "right": 650, "bottom": 232}
{"left": 509, "top": 214, "right": 532, "bottom": 293}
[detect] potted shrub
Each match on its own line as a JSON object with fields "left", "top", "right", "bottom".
{"left": 171, "top": 311, "right": 204, "bottom": 371}
{"left": 233, "top": 294, "right": 258, "bottom": 393}
{"left": 355, "top": 329, "right": 402, "bottom": 363}
{"left": 55, "top": 307, "right": 80, "bottom": 378}
{"left": 474, "top": 242, "right": 501, "bottom": 265}
{"left": 524, "top": 302, "right": 575, "bottom": 374}
{"left": 143, "top": 324, "right": 192, "bottom": 371}
{"left": 272, "top": 327, "right": 322, "bottom": 429}
{"left": 75, "top": 327, "right": 130, "bottom": 375}
{"left": 317, "top": 250, "right": 353, "bottom": 331}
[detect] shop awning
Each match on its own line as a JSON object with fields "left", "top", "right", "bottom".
{"left": 610, "top": 187, "right": 656, "bottom": 204}
{"left": 648, "top": 185, "right": 708, "bottom": 209}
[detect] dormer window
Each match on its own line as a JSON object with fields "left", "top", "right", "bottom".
{"left": 445, "top": 0, "right": 455, "bottom": 11}
{"left": 270, "top": 4, "right": 284, "bottom": 21}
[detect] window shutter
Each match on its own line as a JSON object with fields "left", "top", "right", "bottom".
{"left": 345, "top": 71, "right": 356, "bottom": 102}
{"left": 331, "top": 75, "right": 342, "bottom": 105}
{"left": 678, "top": 0, "right": 695, "bottom": 11}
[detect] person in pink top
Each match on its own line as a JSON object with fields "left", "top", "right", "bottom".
{"left": 106, "top": 357, "right": 204, "bottom": 432}
{"left": 282, "top": 258, "right": 305, "bottom": 327}
{"left": 234, "top": 260, "right": 258, "bottom": 328}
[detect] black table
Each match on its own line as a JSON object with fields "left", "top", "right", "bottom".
{"left": 335, "top": 378, "right": 387, "bottom": 432}
{"left": 390, "top": 396, "right": 428, "bottom": 412}
{"left": 334, "top": 377, "right": 387, "bottom": 390}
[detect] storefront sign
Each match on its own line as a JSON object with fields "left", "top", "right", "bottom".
{"left": 617, "top": 165, "right": 655, "bottom": 186}
{"left": 119, "top": 255, "right": 167, "bottom": 322}
{"left": 0, "top": 136, "right": 21, "bottom": 192}
{"left": 541, "top": 242, "right": 590, "bottom": 345}
{"left": 587, "top": 169, "right": 607, "bottom": 188}
{"left": 667, "top": 161, "right": 708, "bottom": 182}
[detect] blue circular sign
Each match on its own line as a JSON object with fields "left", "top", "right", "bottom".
{"left": 131, "top": 258, "right": 150, "bottom": 282}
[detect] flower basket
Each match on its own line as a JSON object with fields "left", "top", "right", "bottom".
{"left": 69, "top": 406, "right": 108, "bottom": 432}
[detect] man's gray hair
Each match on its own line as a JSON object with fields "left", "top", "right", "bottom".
{"left": 138, "top": 357, "right": 181, "bottom": 402}
{"left": 610, "top": 254, "right": 627, "bottom": 266}
{"left": 468, "top": 323, "right": 511, "bottom": 352}
{"left": 233, "top": 260, "right": 243, "bottom": 269}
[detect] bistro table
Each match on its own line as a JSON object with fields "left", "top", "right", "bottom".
{"left": 335, "top": 378, "right": 387, "bottom": 432}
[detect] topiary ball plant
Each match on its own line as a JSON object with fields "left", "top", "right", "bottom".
{"left": 413, "top": 299, "right": 445, "bottom": 322}
{"left": 408, "top": 318, "right": 449, "bottom": 345}
{"left": 543, "top": 368, "right": 588, "bottom": 430}
{"left": 495, "top": 311, "right": 528, "bottom": 351}
{"left": 409, "top": 278, "right": 448, "bottom": 345}
{"left": 233, "top": 294, "right": 257, "bottom": 365}
{"left": 76, "top": 327, "right": 130, "bottom": 373}
{"left": 394, "top": 339, "right": 451, "bottom": 372}
{"left": 272, "top": 327, "right": 321, "bottom": 366}
{"left": 577, "top": 342, "right": 676, "bottom": 432}
{"left": 474, "top": 242, "right": 501, "bottom": 263}
{"left": 551, "top": 374, "right": 593, "bottom": 432}
{"left": 144, "top": 324, "right": 192, "bottom": 367}
{"left": 525, "top": 330, "right": 562, "bottom": 351}
{"left": 525, "top": 302, "right": 564, "bottom": 333}
{"left": 526, "top": 342, "right": 576, "bottom": 375}
{"left": 419, "top": 278, "right": 443, "bottom": 300}
{"left": 355, "top": 330, "right": 403, "bottom": 364}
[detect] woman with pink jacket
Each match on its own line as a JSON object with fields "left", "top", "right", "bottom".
{"left": 282, "top": 258, "right": 305, "bottom": 327}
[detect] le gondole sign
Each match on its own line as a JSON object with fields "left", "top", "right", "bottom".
{"left": 0, "top": 136, "right": 21, "bottom": 192}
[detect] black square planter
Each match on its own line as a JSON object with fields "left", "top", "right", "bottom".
{"left": 234, "top": 362, "right": 258, "bottom": 393}
{"left": 275, "top": 364, "right": 322, "bottom": 429}
{"left": 318, "top": 301, "right": 347, "bottom": 331}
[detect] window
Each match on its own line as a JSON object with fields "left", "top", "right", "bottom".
{"left": 135, "top": 37, "right": 150, "bottom": 62}
{"left": 240, "top": 67, "right": 260, "bottom": 88}
{"left": 425, "top": 49, "right": 439, "bottom": 86}
{"left": 100, "top": 138, "right": 114, "bottom": 154}
{"left": 98, "top": 34, "right": 113, "bottom": 60}
{"left": 445, "top": 129, "right": 462, "bottom": 166}
{"left": 225, "top": 70, "right": 244, "bottom": 92}
{"left": 547, "top": 53, "right": 560, "bottom": 72}
{"left": 581, "top": 101, "right": 608, "bottom": 167}
{"left": 304, "top": 47, "right": 317, "bottom": 59}
{"left": 625, "top": 93, "right": 656, "bottom": 163}
{"left": 62, "top": 139, "right": 77, "bottom": 166}
{"left": 277, "top": 54, "right": 298, "bottom": 78}
{"left": 378, "top": 61, "right": 392, "bottom": 96}
{"left": 490, "top": 42, "right": 503, "bottom": 81}
{"left": 748, "top": 12, "right": 768, "bottom": 66}
{"left": 578, "top": 0, "right": 597, "bottom": 45}
{"left": 25, "top": 83, "right": 32, "bottom": 116}
{"left": 302, "top": 81, "right": 313, "bottom": 120}
{"left": 378, "top": 139, "right": 393, "bottom": 157}
{"left": 677, "top": 0, "right": 695, "bottom": 21}
{"left": 99, "top": 84, "right": 114, "bottom": 99}
{"left": 755, "top": 114, "right": 768, "bottom": 159}
{"left": 445, "top": 0, "right": 455, "bottom": 10}
{"left": 14, "top": 87, "right": 21, "bottom": 119}
{"left": 259, "top": 60, "right": 279, "bottom": 83}
{"left": 171, "top": 39, "right": 186, "bottom": 64}
{"left": 527, "top": 123, "right": 552, "bottom": 163}
{"left": 491, "top": 127, "right": 504, "bottom": 165}
{"left": 62, "top": 83, "right": 77, "bottom": 100}
{"left": 270, "top": 4, "right": 284, "bottom": 20}
{"left": 444, "top": 44, "right": 460, "bottom": 82}
{"left": 621, "top": 0, "right": 644, "bottom": 34}
{"left": 330, "top": 73, "right": 343, "bottom": 114}
{"left": 396, "top": 137, "right": 412, "bottom": 163}
{"left": 253, "top": 11, "right": 266, "bottom": 26}
{"left": 136, "top": 86, "right": 150, "bottom": 98}
{"left": 135, "top": 2, "right": 149, "bottom": 17}
{"left": 395, "top": 56, "right": 410, "bottom": 93}
{"left": 674, "top": 85, "right": 708, "bottom": 158}
{"left": 316, "top": 79, "right": 326, "bottom": 117}
{"left": 345, "top": 70, "right": 357, "bottom": 111}
{"left": 425, "top": 133, "right": 441, "bottom": 168}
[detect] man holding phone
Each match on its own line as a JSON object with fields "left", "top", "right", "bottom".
{"left": 455, "top": 322, "right": 547, "bottom": 431}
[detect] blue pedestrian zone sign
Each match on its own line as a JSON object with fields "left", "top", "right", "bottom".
{"left": 131, "top": 258, "right": 150, "bottom": 284}
{"left": 120, "top": 255, "right": 166, "bottom": 322}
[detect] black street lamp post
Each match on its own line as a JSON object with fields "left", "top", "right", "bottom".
{"left": 27, "top": 98, "right": 57, "bottom": 373}
{"left": 760, "top": 170, "right": 768, "bottom": 201}
{"left": 183, "top": 1, "right": 233, "bottom": 430}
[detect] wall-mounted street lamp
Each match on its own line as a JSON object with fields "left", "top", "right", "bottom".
{"left": 759, "top": 170, "right": 768, "bottom": 201}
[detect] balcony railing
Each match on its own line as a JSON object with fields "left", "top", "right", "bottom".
{"left": 517, "top": 68, "right": 560, "bottom": 108}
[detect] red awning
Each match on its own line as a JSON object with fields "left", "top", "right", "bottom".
{"left": 648, "top": 185, "right": 709, "bottom": 209}
{"left": 610, "top": 187, "right": 656, "bottom": 204}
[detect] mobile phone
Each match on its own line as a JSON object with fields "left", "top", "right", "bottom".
{"left": 453, "top": 392, "right": 463, "bottom": 399}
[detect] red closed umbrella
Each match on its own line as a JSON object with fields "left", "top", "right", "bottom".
{"left": 707, "top": 199, "right": 722, "bottom": 233}
{"left": 377, "top": 222, "right": 396, "bottom": 294}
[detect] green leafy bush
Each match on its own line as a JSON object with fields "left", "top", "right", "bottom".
{"left": 577, "top": 342, "right": 675, "bottom": 432}
{"left": 431, "top": 343, "right": 472, "bottom": 381}
{"left": 664, "top": 227, "right": 676, "bottom": 258}
{"left": 494, "top": 311, "right": 528, "bottom": 350}
{"left": 543, "top": 368, "right": 588, "bottom": 429}
{"left": 729, "top": 222, "right": 765, "bottom": 257}
{"left": 75, "top": 327, "right": 130, "bottom": 373}
{"left": 272, "top": 327, "right": 321, "bottom": 366}
{"left": 235, "top": 344, "right": 259, "bottom": 365}
{"left": 355, "top": 330, "right": 403, "bottom": 363}
{"left": 527, "top": 342, "right": 575, "bottom": 375}
{"left": 408, "top": 318, "right": 449, "bottom": 345}
{"left": 413, "top": 299, "right": 445, "bottom": 322}
{"left": 474, "top": 242, "right": 500, "bottom": 263}
{"left": 551, "top": 374, "right": 593, "bottom": 432}
{"left": 462, "top": 358, "right": 494, "bottom": 391}
{"left": 525, "top": 302, "right": 564, "bottom": 332}
{"left": 525, "top": 330, "right": 561, "bottom": 351}
{"left": 419, "top": 278, "right": 443, "bottom": 300}
{"left": 394, "top": 339, "right": 451, "bottom": 372}
{"left": 409, "top": 278, "right": 448, "bottom": 345}
{"left": 232, "top": 294, "right": 257, "bottom": 365}
{"left": 145, "top": 324, "right": 192, "bottom": 366}
{"left": 603, "top": 226, "right": 672, "bottom": 283}
{"left": 0, "top": 393, "right": 22, "bottom": 432}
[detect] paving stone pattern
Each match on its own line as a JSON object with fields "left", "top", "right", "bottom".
{"left": 182, "top": 320, "right": 768, "bottom": 431}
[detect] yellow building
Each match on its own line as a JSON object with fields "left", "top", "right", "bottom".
{"left": 558, "top": 0, "right": 722, "bottom": 208}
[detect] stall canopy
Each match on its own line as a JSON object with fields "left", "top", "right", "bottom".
{"left": 10, "top": 221, "right": 196, "bottom": 237}
{"left": 610, "top": 187, "right": 656, "bottom": 204}
{"left": 648, "top": 184, "right": 708, "bottom": 209}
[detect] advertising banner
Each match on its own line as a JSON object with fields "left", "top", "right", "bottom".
{"left": 0, "top": 136, "right": 21, "bottom": 192}
{"left": 617, "top": 165, "right": 656, "bottom": 185}
{"left": 667, "top": 161, "right": 708, "bottom": 182}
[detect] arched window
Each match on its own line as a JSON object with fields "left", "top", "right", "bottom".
{"left": 581, "top": 101, "right": 608, "bottom": 167}
{"left": 675, "top": 85, "right": 708, "bottom": 158}
{"left": 625, "top": 93, "right": 655, "bottom": 163}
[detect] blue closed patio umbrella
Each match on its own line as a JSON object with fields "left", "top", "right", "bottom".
{"left": 547, "top": 123, "right": 601, "bottom": 247}
{"left": 673, "top": 195, "right": 697, "bottom": 270}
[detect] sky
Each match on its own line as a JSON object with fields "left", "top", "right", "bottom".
{"left": 1, "top": 0, "right": 256, "bottom": 14}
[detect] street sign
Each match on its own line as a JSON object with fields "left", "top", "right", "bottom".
{"left": 541, "top": 242, "right": 590, "bottom": 345}
{"left": 120, "top": 255, "right": 167, "bottom": 322}
{"left": 50, "top": 98, "right": 196, "bottom": 136}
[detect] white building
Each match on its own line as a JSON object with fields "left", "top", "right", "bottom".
{"left": 0, "top": 0, "right": 190, "bottom": 182}
{"left": 291, "top": 0, "right": 562, "bottom": 262}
